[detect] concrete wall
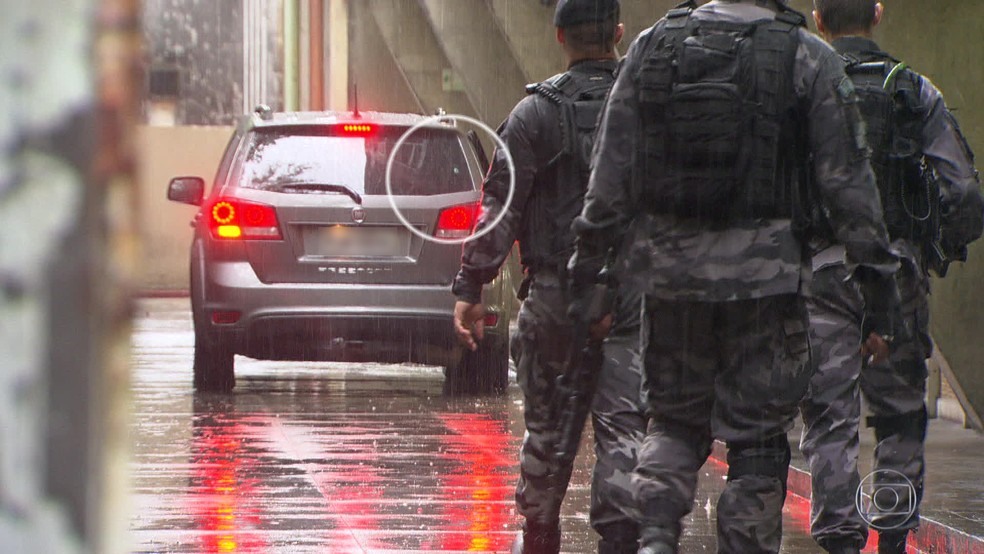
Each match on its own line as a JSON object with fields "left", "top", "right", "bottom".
{"left": 137, "top": 126, "right": 234, "bottom": 291}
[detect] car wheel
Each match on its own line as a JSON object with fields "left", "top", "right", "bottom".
{"left": 190, "top": 253, "right": 235, "bottom": 392}
{"left": 443, "top": 337, "right": 509, "bottom": 397}
{"left": 193, "top": 331, "right": 235, "bottom": 393}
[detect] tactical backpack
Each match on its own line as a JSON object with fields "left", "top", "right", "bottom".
{"left": 842, "top": 54, "right": 937, "bottom": 246}
{"left": 524, "top": 67, "right": 616, "bottom": 269}
{"left": 634, "top": 0, "right": 807, "bottom": 220}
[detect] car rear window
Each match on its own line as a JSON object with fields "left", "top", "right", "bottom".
{"left": 236, "top": 125, "right": 477, "bottom": 196}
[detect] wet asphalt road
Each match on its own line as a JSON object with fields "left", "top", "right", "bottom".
{"left": 128, "top": 298, "right": 824, "bottom": 553}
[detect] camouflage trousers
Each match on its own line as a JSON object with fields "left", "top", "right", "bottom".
{"left": 590, "top": 291, "right": 646, "bottom": 546}
{"left": 632, "top": 295, "right": 813, "bottom": 553}
{"left": 511, "top": 274, "right": 646, "bottom": 544}
{"left": 511, "top": 274, "right": 574, "bottom": 528}
{"left": 800, "top": 260, "right": 930, "bottom": 550}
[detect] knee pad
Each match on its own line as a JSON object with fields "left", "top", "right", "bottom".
{"left": 867, "top": 407, "right": 928, "bottom": 443}
{"left": 726, "top": 434, "right": 791, "bottom": 484}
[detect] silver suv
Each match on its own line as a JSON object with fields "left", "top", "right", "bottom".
{"left": 167, "top": 107, "right": 515, "bottom": 395}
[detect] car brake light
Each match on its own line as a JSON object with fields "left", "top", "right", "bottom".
{"left": 338, "top": 123, "right": 376, "bottom": 136}
{"left": 435, "top": 202, "right": 481, "bottom": 239}
{"left": 206, "top": 198, "right": 282, "bottom": 240}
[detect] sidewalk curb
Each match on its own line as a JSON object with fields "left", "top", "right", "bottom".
{"left": 709, "top": 441, "right": 984, "bottom": 554}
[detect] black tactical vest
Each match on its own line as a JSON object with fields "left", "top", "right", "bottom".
{"left": 843, "top": 52, "right": 934, "bottom": 243}
{"left": 634, "top": 2, "right": 807, "bottom": 221}
{"left": 523, "top": 65, "right": 616, "bottom": 271}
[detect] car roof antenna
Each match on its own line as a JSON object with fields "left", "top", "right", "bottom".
{"left": 351, "top": 83, "right": 361, "bottom": 119}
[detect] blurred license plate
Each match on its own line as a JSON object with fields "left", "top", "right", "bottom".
{"left": 309, "top": 226, "right": 409, "bottom": 257}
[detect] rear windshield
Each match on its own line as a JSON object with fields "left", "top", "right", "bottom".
{"left": 236, "top": 126, "right": 477, "bottom": 196}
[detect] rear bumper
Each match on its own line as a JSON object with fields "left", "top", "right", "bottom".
{"left": 199, "top": 261, "right": 508, "bottom": 365}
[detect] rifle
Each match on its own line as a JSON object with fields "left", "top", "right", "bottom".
{"left": 553, "top": 275, "right": 616, "bottom": 467}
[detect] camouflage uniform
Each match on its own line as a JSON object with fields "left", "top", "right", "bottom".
{"left": 800, "top": 36, "right": 984, "bottom": 553}
{"left": 570, "top": 2, "right": 901, "bottom": 552}
{"left": 590, "top": 290, "right": 646, "bottom": 553}
{"left": 452, "top": 59, "right": 642, "bottom": 549}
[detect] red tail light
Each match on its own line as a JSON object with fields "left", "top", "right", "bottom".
{"left": 435, "top": 202, "right": 481, "bottom": 239}
{"left": 206, "top": 198, "right": 282, "bottom": 240}
{"left": 338, "top": 123, "right": 376, "bottom": 136}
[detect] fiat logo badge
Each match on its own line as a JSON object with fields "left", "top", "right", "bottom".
{"left": 351, "top": 207, "right": 366, "bottom": 224}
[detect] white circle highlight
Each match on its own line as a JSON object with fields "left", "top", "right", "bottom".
{"left": 855, "top": 469, "right": 917, "bottom": 531}
{"left": 384, "top": 114, "right": 515, "bottom": 245}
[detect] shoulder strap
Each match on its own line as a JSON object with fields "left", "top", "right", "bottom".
{"left": 665, "top": 0, "right": 694, "bottom": 29}
{"left": 526, "top": 72, "right": 568, "bottom": 105}
{"left": 525, "top": 71, "right": 579, "bottom": 162}
{"left": 774, "top": 3, "right": 808, "bottom": 29}
{"left": 668, "top": 0, "right": 697, "bottom": 16}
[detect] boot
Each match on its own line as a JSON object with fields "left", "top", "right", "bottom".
{"left": 510, "top": 521, "right": 561, "bottom": 554}
{"left": 637, "top": 543, "right": 675, "bottom": 554}
{"left": 597, "top": 522, "right": 639, "bottom": 554}
{"left": 598, "top": 538, "right": 638, "bottom": 554}
{"left": 823, "top": 541, "right": 862, "bottom": 554}
{"left": 820, "top": 537, "right": 862, "bottom": 554}
{"left": 877, "top": 530, "right": 909, "bottom": 554}
{"left": 638, "top": 526, "right": 677, "bottom": 554}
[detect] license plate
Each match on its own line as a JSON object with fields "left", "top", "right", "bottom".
{"left": 307, "top": 225, "right": 409, "bottom": 257}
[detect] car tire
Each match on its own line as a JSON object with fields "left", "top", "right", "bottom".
{"left": 443, "top": 337, "right": 509, "bottom": 397}
{"left": 190, "top": 252, "right": 235, "bottom": 392}
{"left": 193, "top": 331, "right": 235, "bottom": 393}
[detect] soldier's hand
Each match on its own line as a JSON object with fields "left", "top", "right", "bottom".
{"left": 589, "top": 312, "right": 613, "bottom": 341}
{"left": 453, "top": 301, "right": 485, "bottom": 352}
{"left": 861, "top": 332, "right": 891, "bottom": 366}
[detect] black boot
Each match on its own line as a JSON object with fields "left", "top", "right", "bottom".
{"left": 510, "top": 521, "right": 561, "bottom": 554}
{"left": 638, "top": 526, "right": 677, "bottom": 554}
{"left": 637, "top": 543, "right": 675, "bottom": 554}
{"left": 597, "top": 521, "right": 639, "bottom": 554}
{"left": 822, "top": 538, "right": 862, "bottom": 554}
{"left": 877, "top": 530, "right": 909, "bottom": 554}
{"left": 598, "top": 538, "right": 638, "bottom": 554}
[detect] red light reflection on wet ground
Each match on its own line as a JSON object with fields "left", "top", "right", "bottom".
{"left": 423, "top": 413, "right": 519, "bottom": 552}
{"left": 188, "top": 413, "right": 271, "bottom": 553}
{"left": 166, "top": 387, "right": 523, "bottom": 553}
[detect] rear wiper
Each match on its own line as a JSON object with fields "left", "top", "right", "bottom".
{"left": 277, "top": 183, "right": 363, "bottom": 204}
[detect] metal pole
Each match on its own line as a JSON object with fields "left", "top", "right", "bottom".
{"left": 283, "top": 0, "right": 301, "bottom": 111}
{"left": 309, "top": 0, "right": 326, "bottom": 111}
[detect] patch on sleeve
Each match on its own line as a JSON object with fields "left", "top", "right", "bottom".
{"left": 834, "top": 77, "right": 869, "bottom": 156}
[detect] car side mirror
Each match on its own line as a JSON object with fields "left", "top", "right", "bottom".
{"left": 167, "top": 176, "right": 205, "bottom": 206}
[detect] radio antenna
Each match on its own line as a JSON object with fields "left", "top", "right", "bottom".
{"left": 352, "top": 83, "right": 361, "bottom": 118}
